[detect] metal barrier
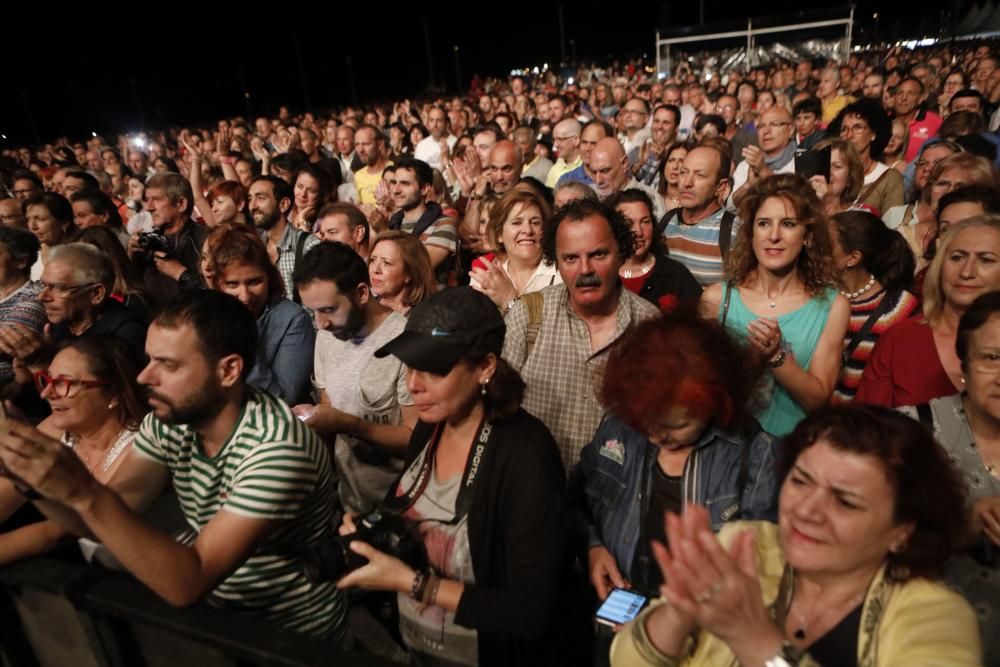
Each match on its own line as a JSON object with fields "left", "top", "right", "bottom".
{"left": 0, "top": 557, "right": 398, "bottom": 667}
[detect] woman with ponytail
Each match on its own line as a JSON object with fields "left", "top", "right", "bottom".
{"left": 830, "top": 210, "right": 921, "bottom": 403}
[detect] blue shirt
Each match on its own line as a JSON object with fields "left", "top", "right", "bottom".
{"left": 556, "top": 164, "right": 594, "bottom": 187}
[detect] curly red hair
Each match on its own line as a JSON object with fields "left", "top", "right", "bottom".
{"left": 601, "top": 309, "right": 764, "bottom": 434}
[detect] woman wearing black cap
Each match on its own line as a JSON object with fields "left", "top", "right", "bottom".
{"left": 335, "top": 286, "right": 567, "bottom": 667}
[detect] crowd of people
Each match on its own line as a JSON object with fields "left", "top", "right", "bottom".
{"left": 2, "top": 36, "right": 1000, "bottom": 666}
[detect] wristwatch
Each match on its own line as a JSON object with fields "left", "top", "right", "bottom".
{"left": 503, "top": 296, "right": 520, "bottom": 315}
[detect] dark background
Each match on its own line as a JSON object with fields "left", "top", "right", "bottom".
{"left": 0, "top": 0, "right": 968, "bottom": 146}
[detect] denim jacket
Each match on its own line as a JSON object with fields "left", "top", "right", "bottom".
{"left": 571, "top": 414, "right": 779, "bottom": 594}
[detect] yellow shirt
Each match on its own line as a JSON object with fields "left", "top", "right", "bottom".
{"left": 353, "top": 165, "right": 382, "bottom": 205}
{"left": 821, "top": 95, "right": 854, "bottom": 127}
{"left": 610, "top": 521, "right": 982, "bottom": 667}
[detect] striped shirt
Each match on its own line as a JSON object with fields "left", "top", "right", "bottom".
{"left": 0, "top": 280, "right": 45, "bottom": 384}
{"left": 833, "top": 289, "right": 920, "bottom": 404}
{"left": 662, "top": 208, "right": 737, "bottom": 286}
{"left": 133, "top": 387, "right": 346, "bottom": 638}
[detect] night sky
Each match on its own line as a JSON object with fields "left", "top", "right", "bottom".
{"left": 0, "top": 0, "right": 963, "bottom": 146}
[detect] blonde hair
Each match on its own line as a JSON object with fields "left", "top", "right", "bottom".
{"left": 923, "top": 215, "right": 1000, "bottom": 325}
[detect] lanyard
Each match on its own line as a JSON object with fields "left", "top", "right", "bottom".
{"left": 388, "top": 417, "right": 493, "bottom": 524}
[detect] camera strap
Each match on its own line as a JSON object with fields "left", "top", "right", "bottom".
{"left": 388, "top": 416, "right": 493, "bottom": 524}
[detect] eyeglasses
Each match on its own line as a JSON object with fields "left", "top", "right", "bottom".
{"left": 552, "top": 135, "right": 578, "bottom": 142}
{"left": 969, "top": 352, "right": 1000, "bottom": 375}
{"left": 39, "top": 281, "right": 98, "bottom": 297}
{"left": 33, "top": 370, "right": 111, "bottom": 397}
{"left": 841, "top": 124, "right": 871, "bottom": 135}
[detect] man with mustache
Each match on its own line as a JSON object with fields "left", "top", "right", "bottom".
{"left": 0, "top": 291, "right": 348, "bottom": 639}
{"left": 503, "top": 199, "right": 660, "bottom": 470}
{"left": 290, "top": 242, "right": 416, "bottom": 515}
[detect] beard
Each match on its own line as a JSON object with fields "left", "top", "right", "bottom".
{"left": 146, "top": 378, "right": 228, "bottom": 427}
{"left": 327, "top": 300, "right": 367, "bottom": 341}
{"left": 251, "top": 207, "right": 280, "bottom": 230}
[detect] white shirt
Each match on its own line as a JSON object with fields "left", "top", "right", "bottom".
{"left": 414, "top": 134, "right": 458, "bottom": 170}
{"left": 727, "top": 153, "right": 797, "bottom": 212}
{"left": 470, "top": 257, "right": 562, "bottom": 297}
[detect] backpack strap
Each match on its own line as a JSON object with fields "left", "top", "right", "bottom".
{"left": 842, "top": 291, "right": 899, "bottom": 367}
{"left": 521, "top": 291, "right": 545, "bottom": 360}
{"left": 901, "top": 203, "right": 916, "bottom": 228}
{"left": 721, "top": 281, "right": 734, "bottom": 327}
{"left": 718, "top": 210, "right": 736, "bottom": 260}
{"left": 655, "top": 207, "right": 682, "bottom": 237}
{"left": 291, "top": 231, "right": 309, "bottom": 304}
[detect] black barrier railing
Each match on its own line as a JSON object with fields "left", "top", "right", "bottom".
{"left": 0, "top": 557, "right": 399, "bottom": 667}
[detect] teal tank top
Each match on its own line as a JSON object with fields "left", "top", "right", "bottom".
{"left": 720, "top": 283, "right": 837, "bottom": 436}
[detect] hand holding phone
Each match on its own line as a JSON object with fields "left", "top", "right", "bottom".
{"left": 595, "top": 587, "right": 648, "bottom": 628}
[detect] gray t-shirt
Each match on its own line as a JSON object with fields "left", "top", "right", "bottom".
{"left": 396, "top": 444, "right": 478, "bottom": 666}
{"left": 313, "top": 311, "right": 413, "bottom": 514}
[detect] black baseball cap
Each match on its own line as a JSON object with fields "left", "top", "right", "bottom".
{"left": 374, "top": 287, "right": 506, "bottom": 375}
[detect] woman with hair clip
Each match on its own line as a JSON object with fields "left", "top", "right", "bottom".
{"left": 829, "top": 211, "right": 920, "bottom": 403}
{"left": 857, "top": 215, "right": 1000, "bottom": 406}
{"left": 335, "top": 287, "right": 566, "bottom": 667}
{"left": 700, "top": 174, "right": 850, "bottom": 436}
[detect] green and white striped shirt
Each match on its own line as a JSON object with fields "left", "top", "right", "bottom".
{"left": 133, "top": 386, "right": 345, "bottom": 638}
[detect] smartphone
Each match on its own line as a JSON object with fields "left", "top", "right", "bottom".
{"left": 794, "top": 147, "right": 831, "bottom": 182}
{"left": 595, "top": 588, "right": 648, "bottom": 627}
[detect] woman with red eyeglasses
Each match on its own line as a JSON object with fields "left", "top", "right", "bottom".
{"left": 0, "top": 336, "right": 146, "bottom": 565}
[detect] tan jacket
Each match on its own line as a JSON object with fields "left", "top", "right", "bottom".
{"left": 611, "top": 521, "right": 982, "bottom": 667}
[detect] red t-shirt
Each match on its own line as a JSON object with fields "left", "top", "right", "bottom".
{"left": 904, "top": 111, "right": 942, "bottom": 162}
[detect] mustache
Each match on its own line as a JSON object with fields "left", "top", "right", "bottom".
{"left": 575, "top": 273, "right": 602, "bottom": 288}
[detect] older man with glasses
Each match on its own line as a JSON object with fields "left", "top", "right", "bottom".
{"left": 545, "top": 119, "right": 583, "bottom": 188}
{"left": 729, "top": 106, "right": 799, "bottom": 210}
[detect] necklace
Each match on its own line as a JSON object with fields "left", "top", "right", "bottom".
{"left": 620, "top": 256, "right": 655, "bottom": 279}
{"left": 962, "top": 396, "right": 1000, "bottom": 480}
{"left": 791, "top": 590, "right": 866, "bottom": 641}
{"left": 66, "top": 428, "right": 134, "bottom": 474}
{"left": 840, "top": 274, "right": 876, "bottom": 300}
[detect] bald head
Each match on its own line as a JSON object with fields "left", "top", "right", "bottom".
{"left": 590, "top": 138, "right": 629, "bottom": 198}
{"left": 488, "top": 140, "right": 523, "bottom": 194}
{"left": 554, "top": 119, "right": 582, "bottom": 163}
{"left": 758, "top": 106, "right": 795, "bottom": 155}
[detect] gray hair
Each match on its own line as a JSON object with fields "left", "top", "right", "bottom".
{"left": 47, "top": 243, "right": 115, "bottom": 293}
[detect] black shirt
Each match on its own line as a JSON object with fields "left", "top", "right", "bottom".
{"left": 805, "top": 602, "right": 863, "bottom": 667}
{"left": 635, "top": 461, "right": 683, "bottom": 596}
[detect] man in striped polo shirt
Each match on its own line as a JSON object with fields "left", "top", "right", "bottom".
{"left": 661, "top": 145, "right": 736, "bottom": 286}
{"left": 0, "top": 291, "right": 347, "bottom": 639}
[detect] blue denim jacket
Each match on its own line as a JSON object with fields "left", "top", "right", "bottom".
{"left": 571, "top": 414, "right": 779, "bottom": 594}
{"left": 247, "top": 298, "right": 315, "bottom": 406}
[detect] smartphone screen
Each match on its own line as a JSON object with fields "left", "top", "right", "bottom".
{"left": 595, "top": 588, "right": 648, "bottom": 627}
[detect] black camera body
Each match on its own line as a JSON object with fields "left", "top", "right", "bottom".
{"left": 137, "top": 230, "right": 172, "bottom": 256}
{"left": 302, "top": 510, "right": 426, "bottom": 583}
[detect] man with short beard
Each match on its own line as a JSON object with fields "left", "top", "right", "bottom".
{"left": 387, "top": 157, "right": 457, "bottom": 285}
{"left": 0, "top": 291, "right": 348, "bottom": 638}
{"left": 352, "top": 124, "right": 388, "bottom": 206}
{"left": 247, "top": 176, "right": 319, "bottom": 299}
{"left": 292, "top": 243, "right": 416, "bottom": 515}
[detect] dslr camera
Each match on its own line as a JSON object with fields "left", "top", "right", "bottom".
{"left": 136, "top": 230, "right": 172, "bottom": 256}
{"left": 301, "top": 510, "right": 426, "bottom": 583}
